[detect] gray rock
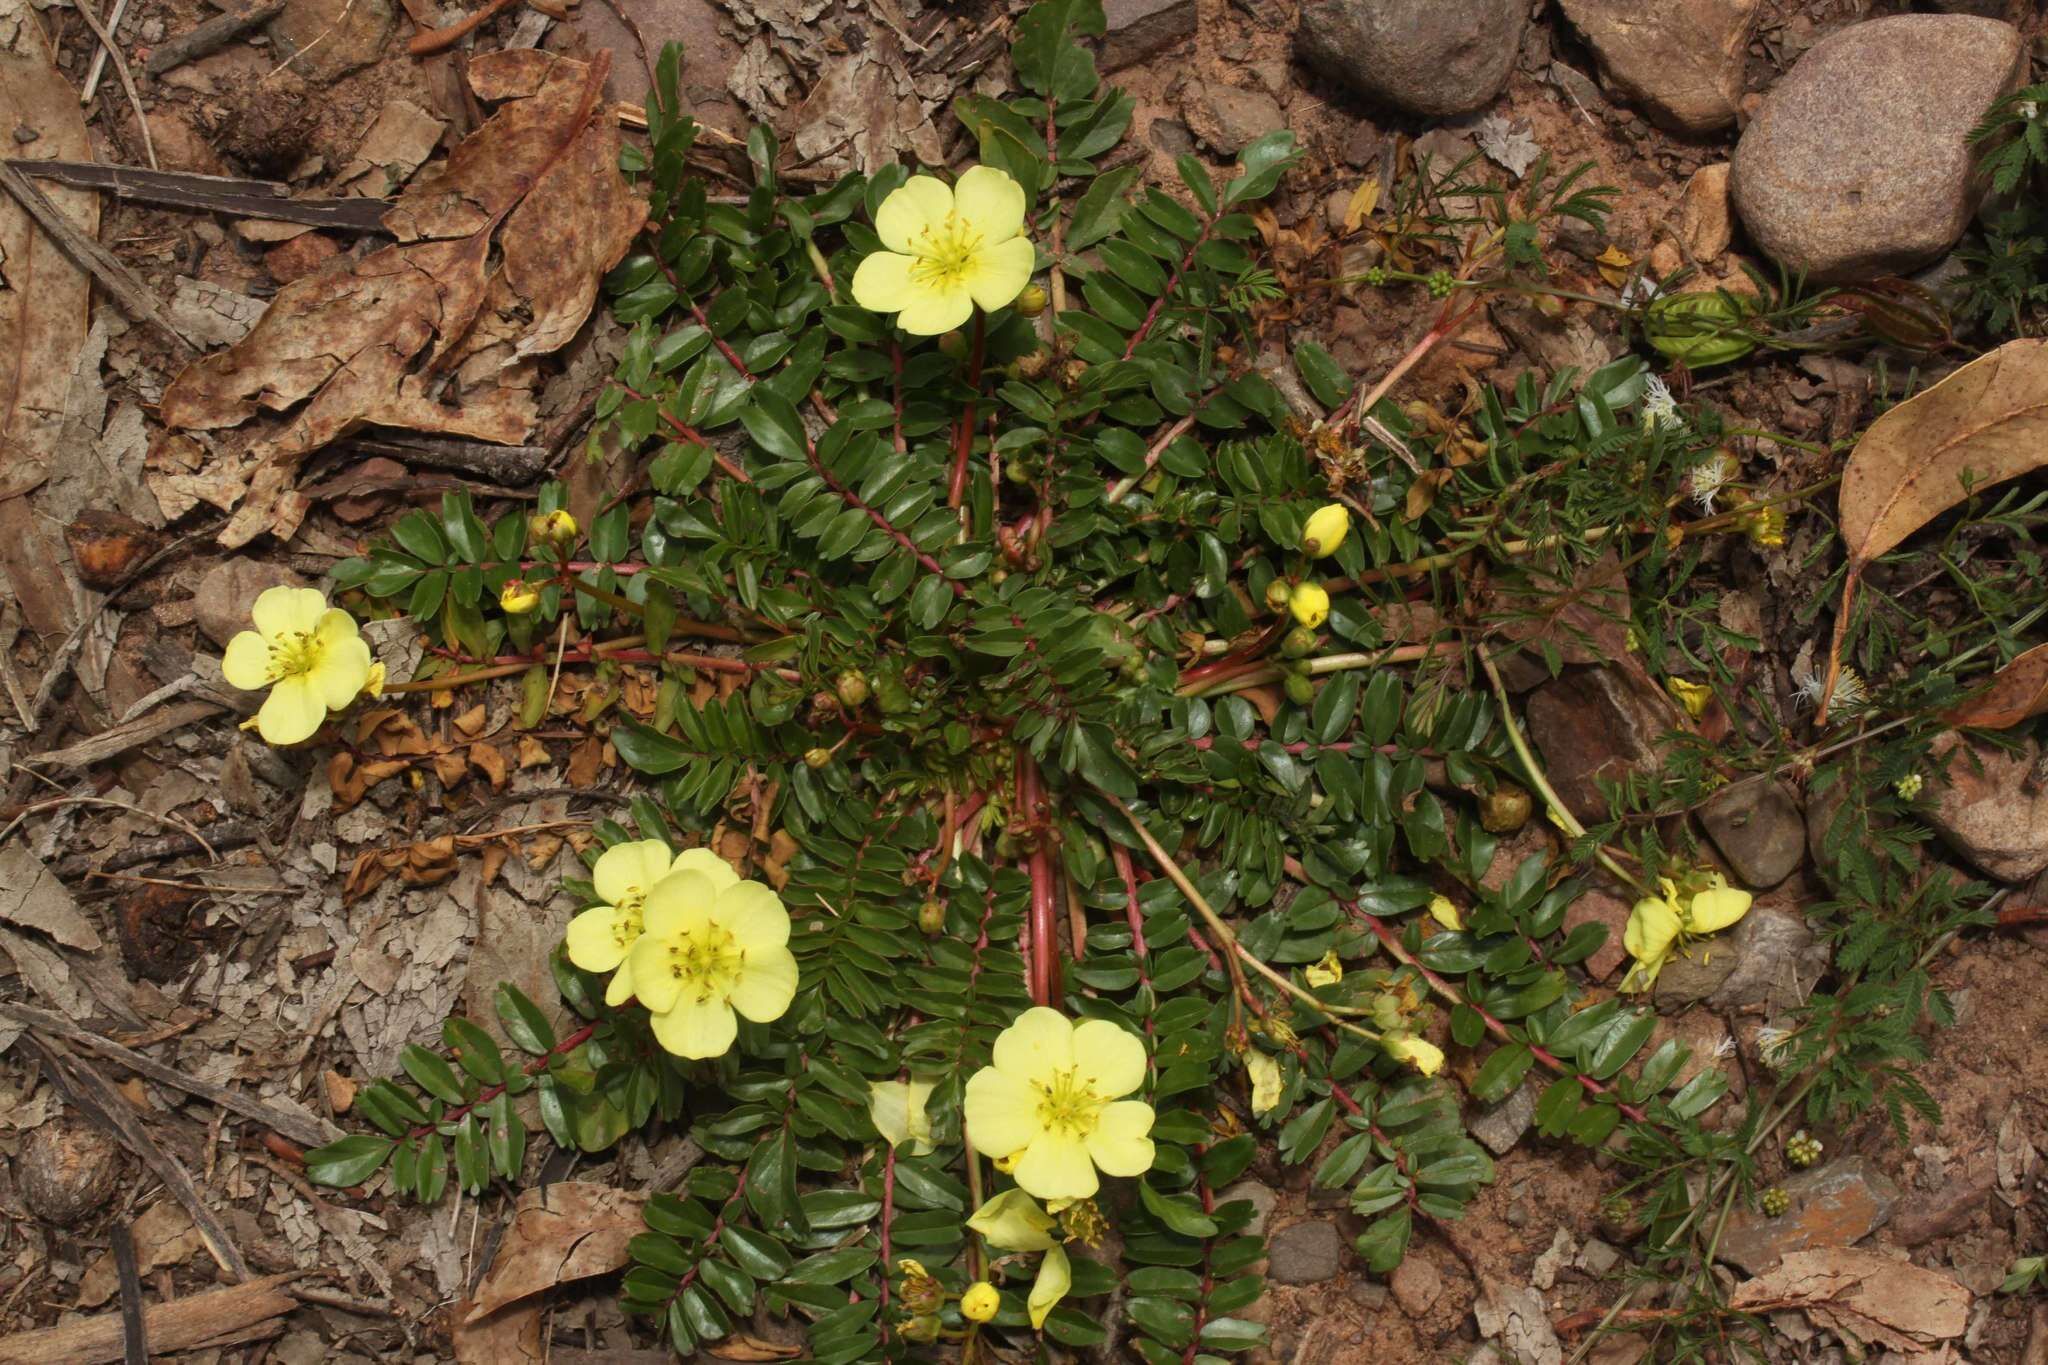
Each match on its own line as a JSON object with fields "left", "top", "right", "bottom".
{"left": 1267, "top": 1219, "right": 1345, "bottom": 1284}
{"left": 1707, "top": 904, "right": 1826, "bottom": 1012}
{"left": 1469, "top": 1078, "right": 1540, "bottom": 1156}
{"left": 1578, "top": 1238, "right": 1622, "bottom": 1276}
{"left": 1102, "top": 0, "right": 1196, "bottom": 71}
{"left": 1925, "top": 731, "right": 2048, "bottom": 882}
{"left": 1188, "top": 85, "right": 1285, "bottom": 154}
{"left": 1716, "top": 1156, "right": 1901, "bottom": 1274}
{"left": 1148, "top": 117, "right": 1195, "bottom": 156}
{"left": 1653, "top": 949, "right": 1738, "bottom": 1007}
{"left": 1296, "top": 0, "right": 1527, "bottom": 118}
{"left": 1475, "top": 1278, "right": 1564, "bottom": 1364}
{"left": 1389, "top": 1251, "right": 1444, "bottom": 1316}
{"left": 1217, "top": 1178, "right": 1280, "bottom": 1238}
{"left": 1730, "top": 15, "right": 2026, "bottom": 282}
{"left": 1524, "top": 667, "right": 1673, "bottom": 823}
{"left": 1700, "top": 780, "right": 1807, "bottom": 887}
{"left": 1556, "top": 0, "right": 1761, "bottom": 135}
{"left": 1348, "top": 1278, "right": 1390, "bottom": 1310}
{"left": 195, "top": 557, "right": 311, "bottom": 648}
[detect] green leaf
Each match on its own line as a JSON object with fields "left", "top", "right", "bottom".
{"left": 1139, "top": 1178, "right": 1218, "bottom": 1237}
{"left": 1353, "top": 1207, "right": 1411, "bottom": 1272}
{"left": 1067, "top": 165, "right": 1140, "bottom": 250}
{"left": 1224, "top": 131, "right": 1299, "bottom": 207}
{"left": 401, "top": 1044, "right": 467, "bottom": 1106}
{"left": 722, "top": 1225, "right": 793, "bottom": 1279}
{"left": 1471, "top": 1043, "right": 1532, "bottom": 1104}
{"left": 1010, "top": 0, "right": 1104, "bottom": 102}
{"left": 1293, "top": 340, "right": 1351, "bottom": 410}
{"left": 741, "top": 390, "right": 810, "bottom": 464}
{"left": 496, "top": 984, "right": 556, "bottom": 1054}
{"left": 306, "top": 1134, "right": 395, "bottom": 1188}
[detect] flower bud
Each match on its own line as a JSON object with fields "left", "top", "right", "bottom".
{"left": 1283, "top": 674, "right": 1315, "bottom": 705}
{"left": 499, "top": 579, "right": 541, "bottom": 614}
{"left": 1013, "top": 284, "right": 1048, "bottom": 317}
{"left": 835, "top": 671, "right": 870, "bottom": 707}
{"left": 530, "top": 508, "right": 578, "bottom": 550}
{"left": 918, "top": 899, "right": 945, "bottom": 936}
{"left": 1281, "top": 626, "right": 1317, "bottom": 658}
{"left": 1288, "top": 581, "right": 1330, "bottom": 629}
{"left": 804, "top": 747, "right": 832, "bottom": 769}
{"left": 1301, "top": 503, "right": 1350, "bottom": 559}
{"left": 901, "top": 1314, "right": 942, "bottom": 1343}
{"left": 960, "top": 1281, "right": 1000, "bottom": 1323}
{"left": 1263, "top": 579, "right": 1293, "bottom": 612}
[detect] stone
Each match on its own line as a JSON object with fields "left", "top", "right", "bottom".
{"left": 1703, "top": 903, "right": 1825, "bottom": 1012}
{"left": 1652, "top": 949, "right": 1738, "bottom": 1007}
{"left": 1296, "top": 0, "right": 1527, "bottom": 119}
{"left": 1925, "top": 731, "right": 2048, "bottom": 881}
{"left": 1579, "top": 1238, "right": 1622, "bottom": 1276}
{"left": 1348, "top": 1278, "right": 1389, "bottom": 1310}
{"left": 1188, "top": 84, "right": 1285, "bottom": 154}
{"left": 1267, "top": 1219, "right": 1345, "bottom": 1284}
{"left": 1102, "top": 0, "right": 1197, "bottom": 70}
{"left": 1699, "top": 780, "right": 1806, "bottom": 887}
{"left": 1715, "top": 1155, "right": 1901, "bottom": 1274}
{"left": 267, "top": 0, "right": 393, "bottom": 83}
{"left": 1531, "top": 1227, "right": 1574, "bottom": 1290}
{"left": 1469, "top": 1078, "right": 1540, "bottom": 1156}
{"left": 1677, "top": 163, "right": 1734, "bottom": 261}
{"left": 195, "top": 557, "right": 310, "bottom": 648}
{"left": 1523, "top": 667, "right": 1673, "bottom": 823}
{"left": 1561, "top": 888, "right": 1631, "bottom": 981}
{"left": 1891, "top": 1153, "right": 1994, "bottom": 1246}
{"left": 1729, "top": 15, "right": 2026, "bottom": 282}
{"left": 20, "top": 1120, "right": 123, "bottom": 1226}
{"left": 1389, "top": 1252, "right": 1444, "bottom": 1316}
{"left": 1475, "top": 1278, "right": 1565, "bottom": 1365}
{"left": 1217, "top": 1178, "right": 1280, "bottom": 1238}
{"left": 1148, "top": 118, "right": 1195, "bottom": 156}
{"left": 1556, "top": 0, "right": 1761, "bottom": 135}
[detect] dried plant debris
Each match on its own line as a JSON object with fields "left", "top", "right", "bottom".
{"left": 160, "top": 50, "right": 646, "bottom": 547}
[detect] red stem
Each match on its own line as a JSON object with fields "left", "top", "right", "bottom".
{"left": 947, "top": 311, "right": 987, "bottom": 509}
{"left": 406, "top": 1020, "right": 598, "bottom": 1139}
{"left": 1179, "top": 1163, "right": 1218, "bottom": 1365}
{"left": 1126, "top": 216, "right": 1217, "bottom": 360}
{"left": 612, "top": 382, "right": 753, "bottom": 484}
{"left": 1018, "top": 752, "right": 1059, "bottom": 1007}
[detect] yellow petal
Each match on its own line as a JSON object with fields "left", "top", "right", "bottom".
{"left": 250, "top": 585, "right": 327, "bottom": 640}
{"left": 603, "top": 953, "right": 639, "bottom": 1007}
{"left": 361, "top": 662, "right": 385, "bottom": 699}
{"left": 1028, "top": 1244, "right": 1070, "bottom": 1331}
{"left": 894, "top": 280, "right": 975, "bottom": 337}
{"left": 1685, "top": 885, "right": 1752, "bottom": 935}
{"left": 963, "top": 234, "right": 1035, "bottom": 313}
{"left": 627, "top": 936, "right": 681, "bottom": 1012}
{"left": 1385, "top": 1035, "right": 1444, "bottom": 1076}
{"left": 715, "top": 879, "right": 790, "bottom": 951}
{"left": 1305, "top": 950, "right": 1343, "bottom": 987}
{"left": 1246, "top": 1049, "right": 1283, "bottom": 1114}
{"left": 1427, "top": 895, "right": 1464, "bottom": 932}
{"left": 221, "top": 631, "right": 276, "bottom": 690}
{"left": 649, "top": 997, "right": 738, "bottom": 1059}
{"left": 595, "top": 839, "right": 675, "bottom": 905}
{"left": 1070, "top": 1018, "right": 1146, "bottom": 1098}
{"left": 875, "top": 175, "right": 954, "bottom": 254}
{"left": 256, "top": 673, "right": 326, "bottom": 745}
{"left": 564, "top": 905, "right": 631, "bottom": 973}
{"left": 1087, "top": 1099, "right": 1156, "bottom": 1176}
{"left": 1302, "top": 503, "right": 1350, "bottom": 558}
{"left": 868, "top": 1078, "right": 937, "bottom": 1155}
{"left": 964, "top": 1065, "right": 1042, "bottom": 1159}
{"left": 952, "top": 164, "right": 1026, "bottom": 243}
{"left": 966, "top": 1189, "right": 1058, "bottom": 1252}
{"left": 309, "top": 631, "right": 373, "bottom": 709}
{"left": 993, "top": 1007, "right": 1074, "bottom": 1088}
{"left": 670, "top": 846, "right": 740, "bottom": 891}
{"left": 852, "top": 250, "right": 918, "bottom": 314}
{"left": 640, "top": 868, "right": 720, "bottom": 939}
{"left": 727, "top": 945, "right": 797, "bottom": 1022}
{"left": 1014, "top": 1129, "right": 1098, "bottom": 1203}
{"left": 1289, "top": 581, "right": 1329, "bottom": 629}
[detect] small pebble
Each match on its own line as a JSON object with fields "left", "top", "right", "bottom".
{"left": 13, "top": 125, "right": 37, "bottom": 144}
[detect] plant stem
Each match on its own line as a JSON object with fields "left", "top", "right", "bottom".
{"left": 406, "top": 1020, "right": 598, "bottom": 1139}
{"left": 948, "top": 310, "right": 987, "bottom": 510}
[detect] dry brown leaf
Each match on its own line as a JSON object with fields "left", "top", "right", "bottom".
{"left": 1729, "top": 1248, "right": 1968, "bottom": 1353}
{"left": 1944, "top": 640, "right": 2048, "bottom": 730}
{"left": 451, "top": 1298, "right": 544, "bottom": 1365}
{"left": 464, "top": 1183, "right": 646, "bottom": 1322}
{"left": 0, "top": 846, "right": 103, "bottom": 951}
{"left": 159, "top": 50, "right": 645, "bottom": 547}
{"left": 1341, "top": 177, "right": 1380, "bottom": 234}
{"left": 709, "top": 1335, "right": 805, "bottom": 1361}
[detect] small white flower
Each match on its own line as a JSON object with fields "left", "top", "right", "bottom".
{"left": 2020, "top": 99, "right": 2040, "bottom": 122}
{"left": 1686, "top": 459, "right": 1732, "bottom": 514}
{"left": 1621, "top": 275, "right": 1664, "bottom": 308}
{"left": 1755, "top": 1025, "right": 1793, "bottom": 1071}
{"left": 1713, "top": 1035, "right": 1739, "bottom": 1060}
{"left": 1789, "top": 654, "right": 1865, "bottom": 717}
{"left": 1641, "top": 374, "right": 1680, "bottom": 432}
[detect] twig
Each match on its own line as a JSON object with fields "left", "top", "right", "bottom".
{"left": 110, "top": 1220, "right": 147, "bottom": 1365}
{"left": 0, "top": 1274, "right": 298, "bottom": 1365}
{"left": 1104, "top": 412, "right": 1199, "bottom": 506}
{"left": 53, "top": 819, "right": 260, "bottom": 880}
{"left": 144, "top": 0, "right": 288, "bottom": 74}
{"left": 80, "top": 0, "right": 131, "bottom": 100}
{"left": 0, "top": 160, "right": 194, "bottom": 352}
{"left": 71, "top": 0, "right": 157, "bottom": 171}
{"left": 0, "top": 792, "right": 219, "bottom": 862}
{"left": 8, "top": 156, "right": 387, "bottom": 231}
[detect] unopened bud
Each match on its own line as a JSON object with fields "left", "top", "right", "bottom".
{"left": 835, "top": 671, "right": 869, "bottom": 707}
{"left": 804, "top": 747, "right": 832, "bottom": 769}
{"left": 919, "top": 899, "right": 945, "bottom": 936}
{"left": 1013, "top": 284, "right": 1048, "bottom": 317}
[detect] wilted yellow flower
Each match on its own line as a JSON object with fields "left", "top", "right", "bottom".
{"left": 1301, "top": 503, "right": 1351, "bottom": 559}
{"left": 500, "top": 579, "right": 541, "bottom": 614}
{"left": 626, "top": 869, "right": 798, "bottom": 1058}
{"left": 852, "top": 166, "right": 1036, "bottom": 335}
{"left": 1383, "top": 1034, "right": 1443, "bottom": 1076}
{"left": 1427, "top": 894, "right": 1463, "bottom": 932}
{"left": 1743, "top": 501, "right": 1787, "bottom": 547}
{"left": 963, "top": 1008, "right": 1155, "bottom": 1202}
{"left": 1620, "top": 886, "right": 1684, "bottom": 993}
{"left": 531, "top": 508, "right": 578, "bottom": 549}
{"left": 1667, "top": 677, "right": 1712, "bottom": 718}
{"left": 1288, "top": 581, "right": 1330, "bottom": 629}
{"left": 1305, "top": 950, "right": 1343, "bottom": 987}
{"left": 1683, "top": 874, "right": 1751, "bottom": 935}
{"left": 1245, "top": 1049, "right": 1283, "bottom": 1115}
{"left": 960, "top": 1281, "right": 1000, "bottom": 1323}
{"left": 221, "top": 587, "right": 375, "bottom": 745}
{"left": 967, "top": 1188, "right": 1058, "bottom": 1251}
{"left": 565, "top": 842, "right": 724, "bottom": 1007}
{"left": 868, "top": 1077, "right": 937, "bottom": 1155}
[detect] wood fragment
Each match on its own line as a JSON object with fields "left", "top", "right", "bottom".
{"left": 0, "top": 161, "right": 195, "bottom": 353}
{"left": 54, "top": 819, "right": 261, "bottom": 878}
{"left": 9, "top": 158, "right": 389, "bottom": 232}
{"left": 27, "top": 700, "right": 224, "bottom": 771}
{"left": 0, "top": 1003, "right": 344, "bottom": 1149}
{"left": 109, "top": 1222, "right": 146, "bottom": 1365}
{"left": 69, "top": 0, "right": 155, "bottom": 171}
{"left": 143, "top": 0, "right": 287, "bottom": 74}
{"left": 334, "top": 435, "right": 555, "bottom": 484}
{"left": 0, "top": 1274, "right": 297, "bottom": 1365}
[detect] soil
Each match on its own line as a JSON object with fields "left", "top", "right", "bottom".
{"left": 2, "top": 0, "right": 2047, "bottom": 1361}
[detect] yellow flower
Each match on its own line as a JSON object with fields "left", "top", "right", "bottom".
{"left": 1683, "top": 875, "right": 1751, "bottom": 935}
{"left": 361, "top": 662, "right": 386, "bottom": 700}
{"left": 851, "top": 165, "right": 1037, "bottom": 335}
{"left": 1427, "top": 895, "right": 1463, "bottom": 932}
{"left": 960, "top": 1281, "right": 1000, "bottom": 1323}
{"left": 1620, "top": 887, "right": 1684, "bottom": 993}
{"left": 1383, "top": 1034, "right": 1444, "bottom": 1076}
{"left": 531, "top": 508, "right": 578, "bottom": 549}
{"left": 221, "top": 586, "right": 374, "bottom": 746}
{"left": 500, "top": 579, "right": 541, "bottom": 614}
{"left": 868, "top": 1077, "right": 937, "bottom": 1155}
{"left": 1305, "top": 950, "right": 1343, "bottom": 987}
{"left": 1245, "top": 1049, "right": 1283, "bottom": 1115}
{"left": 1028, "top": 1244, "right": 1070, "bottom": 1331}
{"left": 1301, "top": 503, "right": 1350, "bottom": 558}
{"left": 1896, "top": 772, "right": 1923, "bottom": 800}
{"left": 1743, "top": 501, "right": 1786, "bottom": 547}
{"left": 1289, "top": 581, "right": 1330, "bottom": 629}
{"left": 565, "top": 843, "right": 723, "bottom": 1007}
{"left": 625, "top": 868, "right": 799, "bottom": 1058}
{"left": 963, "top": 1008, "right": 1155, "bottom": 1203}
{"left": 1667, "top": 677, "right": 1712, "bottom": 718}
{"left": 967, "top": 1189, "right": 1059, "bottom": 1252}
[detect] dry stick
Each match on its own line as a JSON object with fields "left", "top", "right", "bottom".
{"left": 79, "top": 0, "right": 130, "bottom": 100}
{"left": 143, "top": 0, "right": 288, "bottom": 74}
{"left": 9, "top": 157, "right": 387, "bottom": 232}
{"left": 0, "top": 1275, "right": 298, "bottom": 1365}
{"left": 109, "top": 1221, "right": 146, "bottom": 1365}
{"left": 71, "top": 0, "right": 157, "bottom": 171}
{"left": 0, "top": 161, "right": 195, "bottom": 353}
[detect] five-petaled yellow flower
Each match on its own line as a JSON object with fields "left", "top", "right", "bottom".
{"left": 1302, "top": 503, "right": 1350, "bottom": 559}
{"left": 1620, "top": 872, "right": 1753, "bottom": 993}
{"left": 626, "top": 867, "right": 799, "bottom": 1058}
{"left": 964, "top": 1007, "right": 1155, "bottom": 1203}
{"left": 565, "top": 842, "right": 731, "bottom": 1007}
{"left": 852, "top": 166, "right": 1036, "bottom": 336}
{"left": 222, "top": 586, "right": 374, "bottom": 746}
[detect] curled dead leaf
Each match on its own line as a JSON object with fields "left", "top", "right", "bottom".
{"left": 1943, "top": 640, "right": 2048, "bottom": 731}
{"left": 465, "top": 1183, "right": 646, "bottom": 1322}
{"left": 1728, "top": 1247, "right": 1968, "bottom": 1353}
